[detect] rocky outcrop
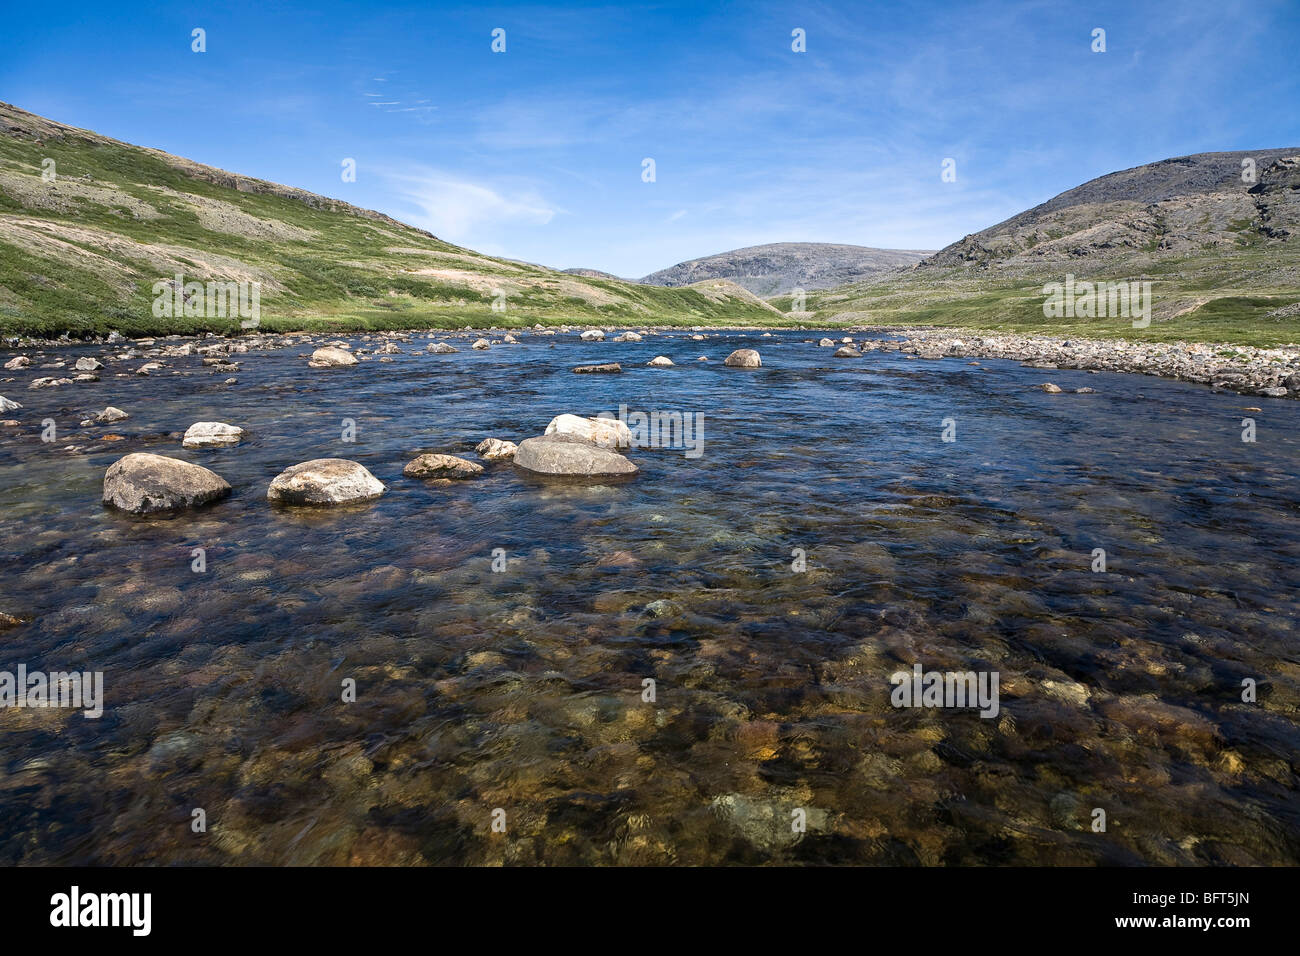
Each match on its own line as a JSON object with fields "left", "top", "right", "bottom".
{"left": 102, "top": 453, "right": 232, "bottom": 515}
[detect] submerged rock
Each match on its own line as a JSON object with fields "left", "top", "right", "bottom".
{"left": 403, "top": 453, "right": 484, "bottom": 479}
{"left": 544, "top": 413, "right": 632, "bottom": 448}
{"left": 724, "top": 348, "right": 761, "bottom": 368}
{"left": 476, "top": 437, "right": 518, "bottom": 460}
{"left": 308, "top": 347, "right": 358, "bottom": 368}
{"left": 182, "top": 421, "right": 246, "bottom": 448}
{"left": 572, "top": 363, "right": 622, "bottom": 374}
{"left": 102, "top": 453, "right": 232, "bottom": 515}
{"left": 709, "top": 793, "right": 828, "bottom": 851}
{"left": 514, "top": 435, "right": 638, "bottom": 476}
{"left": 267, "top": 459, "right": 385, "bottom": 505}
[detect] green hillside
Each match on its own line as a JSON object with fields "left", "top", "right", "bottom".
{"left": 0, "top": 102, "right": 780, "bottom": 337}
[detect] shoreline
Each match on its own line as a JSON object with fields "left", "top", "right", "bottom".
{"left": 3, "top": 323, "right": 1298, "bottom": 399}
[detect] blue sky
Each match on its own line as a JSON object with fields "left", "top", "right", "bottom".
{"left": 2, "top": 0, "right": 1298, "bottom": 276}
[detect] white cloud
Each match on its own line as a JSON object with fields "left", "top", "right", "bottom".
{"left": 384, "top": 168, "right": 557, "bottom": 242}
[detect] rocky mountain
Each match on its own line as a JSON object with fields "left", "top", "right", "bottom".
{"left": 924, "top": 149, "right": 1300, "bottom": 272}
{"left": 640, "top": 242, "right": 933, "bottom": 296}
{"left": 0, "top": 102, "right": 778, "bottom": 336}
{"left": 801, "top": 148, "right": 1300, "bottom": 343}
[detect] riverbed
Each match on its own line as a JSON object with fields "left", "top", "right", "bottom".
{"left": 1, "top": 328, "right": 1297, "bottom": 865}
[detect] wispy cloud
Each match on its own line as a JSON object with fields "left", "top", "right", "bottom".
{"left": 383, "top": 166, "right": 558, "bottom": 243}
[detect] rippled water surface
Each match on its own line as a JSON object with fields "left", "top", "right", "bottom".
{"left": 2, "top": 329, "right": 1298, "bottom": 865}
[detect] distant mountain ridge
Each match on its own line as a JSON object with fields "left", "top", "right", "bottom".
{"left": 639, "top": 242, "right": 934, "bottom": 296}
{"left": 923, "top": 148, "right": 1300, "bottom": 271}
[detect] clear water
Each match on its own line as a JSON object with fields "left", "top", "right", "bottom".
{"left": 1, "top": 329, "right": 1298, "bottom": 864}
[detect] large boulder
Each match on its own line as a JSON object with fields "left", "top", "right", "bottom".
{"left": 427, "top": 342, "right": 459, "bottom": 354}
{"left": 403, "top": 453, "right": 484, "bottom": 479}
{"left": 647, "top": 356, "right": 675, "bottom": 367}
{"left": 580, "top": 329, "right": 605, "bottom": 341}
{"left": 267, "top": 459, "right": 385, "bottom": 505}
{"left": 103, "top": 453, "right": 232, "bottom": 515}
{"left": 308, "top": 347, "right": 358, "bottom": 368}
{"left": 544, "top": 413, "right": 631, "bottom": 448}
{"left": 182, "top": 421, "right": 246, "bottom": 448}
{"left": 0, "top": 396, "right": 21, "bottom": 412}
{"left": 514, "top": 435, "right": 638, "bottom": 476}
{"left": 724, "top": 348, "right": 761, "bottom": 368}
{"left": 834, "top": 346, "right": 862, "bottom": 358}
{"left": 75, "top": 357, "right": 104, "bottom": 371}
{"left": 93, "top": 406, "right": 127, "bottom": 423}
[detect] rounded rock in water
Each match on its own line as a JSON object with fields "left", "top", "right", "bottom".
{"left": 513, "top": 435, "right": 638, "bottom": 476}
{"left": 182, "top": 421, "right": 246, "bottom": 448}
{"left": 102, "top": 452, "right": 233, "bottom": 515}
{"left": 724, "top": 348, "right": 762, "bottom": 368}
{"left": 267, "top": 459, "right": 386, "bottom": 505}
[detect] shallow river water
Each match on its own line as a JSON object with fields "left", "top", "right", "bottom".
{"left": 1, "top": 328, "right": 1298, "bottom": 865}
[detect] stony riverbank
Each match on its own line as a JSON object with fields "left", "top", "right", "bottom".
{"left": 850, "top": 327, "right": 1300, "bottom": 398}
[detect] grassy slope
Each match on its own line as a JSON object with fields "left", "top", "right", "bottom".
{"left": 0, "top": 112, "right": 780, "bottom": 337}
{"left": 777, "top": 212, "right": 1300, "bottom": 347}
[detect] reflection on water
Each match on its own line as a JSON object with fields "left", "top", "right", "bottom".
{"left": 1, "top": 330, "right": 1298, "bottom": 865}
